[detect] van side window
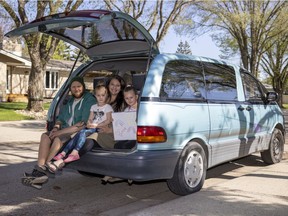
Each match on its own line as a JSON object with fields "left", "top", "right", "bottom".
{"left": 160, "top": 60, "right": 205, "bottom": 100}
{"left": 241, "top": 71, "right": 264, "bottom": 101}
{"left": 203, "top": 62, "right": 237, "bottom": 101}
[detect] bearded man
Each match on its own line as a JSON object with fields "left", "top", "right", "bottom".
{"left": 21, "top": 76, "right": 96, "bottom": 189}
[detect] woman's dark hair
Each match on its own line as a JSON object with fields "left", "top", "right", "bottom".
{"left": 106, "top": 75, "right": 126, "bottom": 112}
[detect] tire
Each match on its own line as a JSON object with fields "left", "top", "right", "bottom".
{"left": 261, "top": 128, "right": 284, "bottom": 164}
{"left": 167, "top": 142, "right": 207, "bottom": 196}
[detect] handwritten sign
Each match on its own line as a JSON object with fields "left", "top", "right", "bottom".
{"left": 112, "top": 112, "right": 137, "bottom": 140}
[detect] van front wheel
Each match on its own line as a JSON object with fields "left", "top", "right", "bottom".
{"left": 261, "top": 128, "right": 284, "bottom": 164}
{"left": 167, "top": 142, "right": 207, "bottom": 196}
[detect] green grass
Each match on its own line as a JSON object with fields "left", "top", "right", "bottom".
{"left": 282, "top": 104, "right": 288, "bottom": 109}
{"left": 0, "top": 102, "right": 50, "bottom": 121}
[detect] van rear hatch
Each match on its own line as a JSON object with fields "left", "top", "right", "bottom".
{"left": 5, "top": 10, "right": 159, "bottom": 60}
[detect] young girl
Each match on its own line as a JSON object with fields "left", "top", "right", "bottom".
{"left": 123, "top": 85, "right": 138, "bottom": 112}
{"left": 48, "top": 85, "right": 113, "bottom": 171}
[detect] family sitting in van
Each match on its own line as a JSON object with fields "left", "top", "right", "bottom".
{"left": 50, "top": 84, "right": 138, "bottom": 172}
{"left": 22, "top": 75, "right": 139, "bottom": 189}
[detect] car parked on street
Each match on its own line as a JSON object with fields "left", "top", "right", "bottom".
{"left": 6, "top": 10, "right": 285, "bottom": 195}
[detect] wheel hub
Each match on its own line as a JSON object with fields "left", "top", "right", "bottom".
{"left": 184, "top": 150, "right": 203, "bottom": 188}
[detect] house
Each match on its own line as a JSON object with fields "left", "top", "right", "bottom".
{"left": 0, "top": 40, "right": 77, "bottom": 102}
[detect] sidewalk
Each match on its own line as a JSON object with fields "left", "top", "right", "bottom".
{"left": 0, "top": 120, "right": 46, "bottom": 143}
{"left": 130, "top": 160, "right": 288, "bottom": 216}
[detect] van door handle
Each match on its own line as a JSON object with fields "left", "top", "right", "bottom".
{"left": 238, "top": 106, "right": 245, "bottom": 111}
{"left": 246, "top": 106, "right": 252, "bottom": 111}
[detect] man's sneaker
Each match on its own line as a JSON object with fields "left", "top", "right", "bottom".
{"left": 21, "top": 170, "right": 48, "bottom": 189}
{"left": 21, "top": 175, "right": 46, "bottom": 190}
{"left": 35, "top": 164, "right": 55, "bottom": 178}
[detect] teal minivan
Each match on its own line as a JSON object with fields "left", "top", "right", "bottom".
{"left": 6, "top": 10, "right": 285, "bottom": 195}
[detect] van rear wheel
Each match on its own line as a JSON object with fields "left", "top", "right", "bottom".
{"left": 167, "top": 142, "right": 207, "bottom": 196}
{"left": 261, "top": 128, "right": 284, "bottom": 164}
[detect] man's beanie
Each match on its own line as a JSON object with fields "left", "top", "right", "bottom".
{"left": 70, "top": 76, "right": 86, "bottom": 90}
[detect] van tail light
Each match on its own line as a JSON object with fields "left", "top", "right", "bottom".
{"left": 137, "top": 126, "right": 167, "bottom": 143}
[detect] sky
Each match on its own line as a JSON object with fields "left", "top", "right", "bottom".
{"left": 159, "top": 32, "right": 241, "bottom": 66}
{"left": 160, "top": 33, "right": 221, "bottom": 59}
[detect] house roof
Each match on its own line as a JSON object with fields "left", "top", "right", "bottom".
{"left": 21, "top": 56, "right": 79, "bottom": 71}
{"left": 0, "top": 48, "right": 79, "bottom": 72}
{"left": 0, "top": 49, "right": 31, "bottom": 66}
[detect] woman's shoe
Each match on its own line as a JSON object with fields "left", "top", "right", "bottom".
{"left": 63, "top": 153, "right": 80, "bottom": 163}
{"left": 53, "top": 152, "right": 66, "bottom": 161}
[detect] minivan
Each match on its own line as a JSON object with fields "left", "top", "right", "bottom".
{"left": 6, "top": 10, "right": 285, "bottom": 195}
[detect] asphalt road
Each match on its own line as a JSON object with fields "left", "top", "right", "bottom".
{"left": 0, "top": 120, "right": 287, "bottom": 216}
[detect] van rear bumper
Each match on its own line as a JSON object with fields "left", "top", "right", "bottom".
{"left": 66, "top": 149, "right": 181, "bottom": 181}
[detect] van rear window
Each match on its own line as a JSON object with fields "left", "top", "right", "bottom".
{"left": 160, "top": 60, "right": 205, "bottom": 100}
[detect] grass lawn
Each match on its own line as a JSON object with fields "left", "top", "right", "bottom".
{"left": 282, "top": 104, "right": 288, "bottom": 109}
{"left": 0, "top": 102, "right": 50, "bottom": 121}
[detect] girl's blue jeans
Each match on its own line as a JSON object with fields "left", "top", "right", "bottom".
{"left": 62, "top": 128, "right": 98, "bottom": 153}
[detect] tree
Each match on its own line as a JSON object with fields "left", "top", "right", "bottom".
{"left": 52, "top": 41, "right": 73, "bottom": 61}
{"left": 0, "top": 25, "right": 3, "bottom": 48}
{"left": 261, "top": 31, "right": 288, "bottom": 107}
{"left": 176, "top": 40, "right": 192, "bottom": 54}
{"left": 0, "top": 0, "right": 83, "bottom": 111}
{"left": 184, "top": 0, "right": 288, "bottom": 77}
{"left": 102, "top": 0, "right": 194, "bottom": 47}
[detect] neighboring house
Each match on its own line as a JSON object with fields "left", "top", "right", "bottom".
{"left": 0, "top": 41, "right": 77, "bottom": 102}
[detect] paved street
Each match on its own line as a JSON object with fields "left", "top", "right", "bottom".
{"left": 0, "top": 120, "right": 287, "bottom": 216}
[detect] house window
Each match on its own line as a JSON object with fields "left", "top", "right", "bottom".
{"left": 45, "top": 71, "right": 59, "bottom": 89}
{"left": 6, "top": 67, "right": 11, "bottom": 92}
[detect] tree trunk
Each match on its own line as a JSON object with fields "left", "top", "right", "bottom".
{"left": 27, "top": 50, "right": 44, "bottom": 112}
{"left": 273, "top": 76, "right": 284, "bottom": 108}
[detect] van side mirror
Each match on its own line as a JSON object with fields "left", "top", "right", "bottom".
{"left": 265, "top": 92, "right": 278, "bottom": 103}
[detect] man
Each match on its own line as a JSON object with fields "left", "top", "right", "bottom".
{"left": 21, "top": 77, "right": 96, "bottom": 189}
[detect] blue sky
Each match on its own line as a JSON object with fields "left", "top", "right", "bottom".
{"left": 159, "top": 33, "right": 221, "bottom": 58}
{"left": 159, "top": 32, "right": 241, "bottom": 66}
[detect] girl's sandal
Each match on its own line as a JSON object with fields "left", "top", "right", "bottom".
{"left": 53, "top": 152, "right": 66, "bottom": 161}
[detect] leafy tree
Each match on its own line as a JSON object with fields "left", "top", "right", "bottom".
{"left": 0, "top": 0, "right": 83, "bottom": 111}
{"left": 261, "top": 30, "right": 288, "bottom": 107}
{"left": 52, "top": 41, "right": 73, "bottom": 61}
{"left": 176, "top": 40, "right": 192, "bottom": 55}
{"left": 183, "top": 0, "right": 288, "bottom": 77}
